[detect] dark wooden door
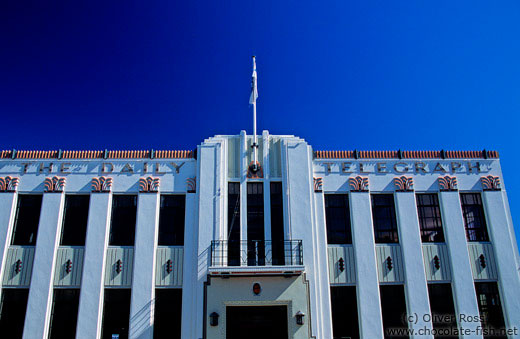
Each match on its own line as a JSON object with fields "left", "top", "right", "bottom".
{"left": 226, "top": 306, "right": 288, "bottom": 339}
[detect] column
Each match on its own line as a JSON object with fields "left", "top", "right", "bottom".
{"left": 180, "top": 193, "right": 198, "bottom": 339}
{"left": 350, "top": 192, "right": 384, "bottom": 338}
{"left": 395, "top": 192, "right": 433, "bottom": 339}
{"left": 262, "top": 131, "right": 272, "bottom": 265}
{"left": 129, "top": 193, "right": 160, "bottom": 339}
{"left": 285, "top": 140, "right": 330, "bottom": 338}
{"left": 0, "top": 193, "right": 17, "bottom": 289}
{"left": 439, "top": 191, "right": 482, "bottom": 338}
{"left": 76, "top": 193, "right": 112, "bottom": 339}
{"left": 482, "top": 190, "right": 520, "bottom": 330}
{"left": 240, "top": 131, "right": 247, "bottom": 266}
{"left": 23, "top": 192, "right": 65, "bottom": 339}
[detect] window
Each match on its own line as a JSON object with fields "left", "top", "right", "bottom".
{"left": 228, "top": 182, "right": 240, "bottom": 266}
{"left": 12, "top": 195, "right": 43, "bottom": 245}
{"left": 0, "top": 288, "right": 29, "bottom": 338}
{"left": 158, "top": 195, "right": 185, "bottom": 246}
{"left": 380, "top": 285, "right": 408, "bottom": 338}
{"left": 61, "top": 195, "right": 90, "bottom": 246}
{"left": 247, "top": 182, "right": 264, "bottom": 266}
{"left": 475, "top": 282, "right": 506, "bottom": 339}
{"left": 153, "top": 289, "right": 182, "bottom": 339}
{"left": 427, "top": 284, "right": 457, "bottom": 339}
{"left": 331, "top": 286, "right": 359, "bottom": 339}
{"left": 416, "top": 194, "right": 444, "bottom": 242}
{"left": 48, "top": 289, "right": 80, "bottom": 339}
{"left": 109, "top": 195, "right": 137, "bottom": 246}
{"left": 371, "top": 194, "right": 399, "bottom": 243}
{"left": 460, "top": 193, "right": 489, "bottom": 242}
{"left": 270, "top": 182, "right": 285, "bottom": 265}
{"left": 101, "top": 289, "right": 131, "bottom": 339}
{"left": 325, "top": 194, "right": 352, "bottom": 244}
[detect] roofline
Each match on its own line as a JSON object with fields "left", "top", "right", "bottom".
{"left": 314, "top": 150, "right": 498, "bottom": 160}
{"left": 0, "top": 149, "right": 196, "bottom": 160}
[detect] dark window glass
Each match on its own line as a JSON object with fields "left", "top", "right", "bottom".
{"left": 427, "top": 284, "right": 457, "bottom": 339}
{"left": 153, "top": 289, "right": 182, "bottom": 339}
{"left": 101, "top": 289, "right": 131, "bottom": 339}
{"left": 325, "top": 194, "right": 352, "bottom": 244}
{"left": 372, "top": 194, "right": 399, "bottom": 243}
{"left": 380, "top": 285, "right": 408, "bottom": 338}
{"left": 228, "top": 183, "right": 240, "bottom": 266}
{"left": 270, "top": 182, "right": 285, "bottom": 265}
{"left": 0, "top": 288, "right": 29, "bottom": 338}
{"left": 331, "top": 286, "right": 359, "bottom": 339}
{"left": 475, "top": 282, "right": 506, "bottom": 339}
{"left": 461, "top": 193, "right": 489, "bottom": 241}
{"left": 48, "top": 289, "right": 80, "bottom": 339}
{"left": 247, "top": 183, "right": 265, "bottom": 266}
{"left": 109, "top": 195, "right": 137, "bottom": 246}
{"left": 12, "top": 195, "right": 43, "bottom": 245}
{"left": 158, "top": 195, "right": 185, "bottom": 246}
{"left": 61, "top": 195, "right": 90, "bottom": 246}
{"left": 416, "top": 194, "right": 445, "bottom": 243}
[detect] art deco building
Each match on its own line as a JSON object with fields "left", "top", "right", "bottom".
{"left": 0, "top": 131, "right": 518, "bottom": 339}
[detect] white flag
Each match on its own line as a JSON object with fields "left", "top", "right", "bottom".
{"left": 249, "top": 56, "right": 258, "bottom": 104}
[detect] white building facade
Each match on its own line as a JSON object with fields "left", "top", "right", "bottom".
{"left": 0, "top": 132, "right": 518, "bottom": 339}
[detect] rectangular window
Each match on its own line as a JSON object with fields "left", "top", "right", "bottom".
{"left": 48, "top": 289, "right": 80, "bottom": 339}
{"left": 12, "top": 195, "right": 43, "bottom": 245}
{"left": 270, "top": 182, "right": 285, "bottom": 265}
{"left": 158, "top": 195, "right": 185, "bottom": 246}
{"left": 101, "top": 289, "right": 131, "bottom": 339}
{"left": 380, "top": 285, "right": 408, "bottom": 338}
{"left": 0, "top": 288, "right": 29, "bottom": 338}
{"left": 371, "top": 194, "right": 399, "bottom": 243}
{"left": 475, "top": 282, "right": 507, "bottom": 339}
{"left": 330, "top": 286, "right": 359, "bottom": 339}
{"left": 61, "top": 195, "right": 90, "bottom": 246}
{"left": 461, "top": 193, "right": 489, "bottom": 241}
{"left": 325, "top": 194, "right": 352, "bottom": 244}
{"left": 153, "top": 289, "right": 182, "bottom": 339}
{"left": 228, "top": 183, "right": 240, "bottom": 266}
{"left": 427, "top": 284, "right": 457, "bottom": 338}
{"left": 247, "top": 182, "right": 265, "bottom": 266}
{"left": 109, "top": 195, "right": 137, "bottom": 246}
{"left": 416, "top": 194, "right": 445, "bottom": 242}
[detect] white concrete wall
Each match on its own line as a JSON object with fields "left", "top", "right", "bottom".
{"left": 129, "top": 193, "right": 160, "bottom": 339}
{"left": 482, "top": 190, "right": 520, "bottom": 330}
{"left": 76, "top": 193, "right": 112, "bottom": 339}
{"left": 0, "top": 192, "right": 17, "bottom": 300}
{"left": 439, "top": 191, "right": 482, "bottom": 338}
{"left": 395, "top": 192, "right": 434, "bottom": 339}
{"left": 349, "top": 192, "right": 384, "bottom": 338}
{"left": 23, "top": 192, "right": 65, "bottom": 339}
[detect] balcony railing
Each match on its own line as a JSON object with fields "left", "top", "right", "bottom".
{"left": 210, "top": 240, "right": 303, "bottom": 267}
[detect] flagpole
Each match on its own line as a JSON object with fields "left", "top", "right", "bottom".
{"left": 252, "top": 56, "right": 258, "bottom": 170}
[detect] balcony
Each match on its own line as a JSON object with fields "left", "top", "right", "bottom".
{"left": 209, "top": 240, "right": 304, "bottom": 275}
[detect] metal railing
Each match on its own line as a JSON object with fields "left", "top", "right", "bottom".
{"left": 210, "top": 240, "right": 303, "bottom": 267}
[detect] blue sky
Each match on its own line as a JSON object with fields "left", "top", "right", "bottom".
{"left": 1, "top": 1, "right": 520, "bottom": 245}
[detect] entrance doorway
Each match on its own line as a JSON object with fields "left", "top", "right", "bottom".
{"left": 226, "top": 306, "right": 288, "bottom": 339}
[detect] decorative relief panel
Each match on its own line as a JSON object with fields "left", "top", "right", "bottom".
{"left": 394, "top": 176, "right": 414, "bottom": 192}
{"left": 186, "top": 177, "right": 196, "bottom": 193}
{"left": 313, "top": 177, "right": 323, "bottom": 192}
{"left": 44, "top": 176, "right": 66, "bottom": 192}
{"left": 349, "top": 176, "right": 369, "bottom": 192}
{"left": 91, "top": 176, "right": 113, "bottom": 193}
{"left": 247, "top": 161, "right": 264, "bottom": 179}
{"left": 138, "top": 177, "right": 160, "bottom": 193}
{"left": 0, "top": 176, "right": 19, "bottom": 192}
{"left": 481, "top": 175, "right": 501, "bottom": 191}
{"left": 438, "top": 175, "right": 458, "bottom": 191}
